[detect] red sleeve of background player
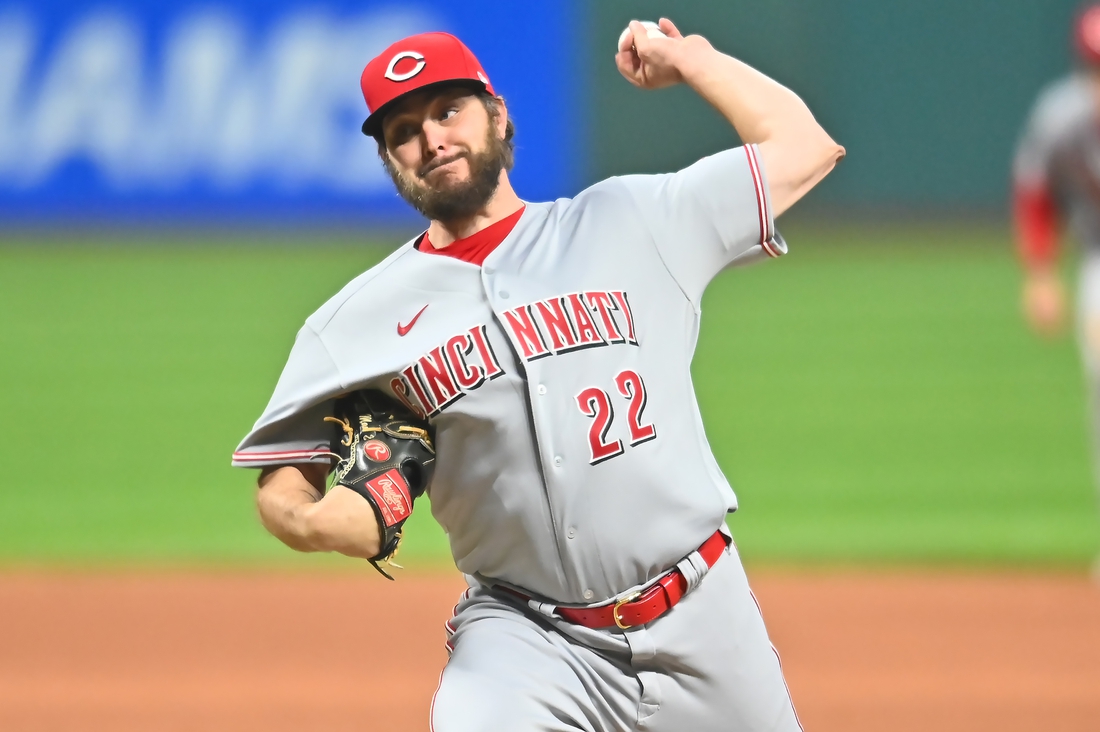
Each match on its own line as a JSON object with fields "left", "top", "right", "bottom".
{"left": 1013, "top": 183, "right": 1059, "bottom": 269}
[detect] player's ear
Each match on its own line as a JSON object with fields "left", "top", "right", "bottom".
{"left": 491, "top": 95, "right": 509, "bottom": 140}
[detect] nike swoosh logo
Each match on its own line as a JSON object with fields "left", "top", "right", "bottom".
{"left": 397, "top": 304, "right": 429, "bottom": 336}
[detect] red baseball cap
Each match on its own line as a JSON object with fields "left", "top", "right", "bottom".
{"left": 361, "top": 32, "right": 495, "bottom": 137}
{"left": 1077, "top": 5, "right": 1100, "bottom": 65}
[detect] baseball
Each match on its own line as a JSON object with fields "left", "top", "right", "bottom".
{"left": 617, "top": 20, "right": 667, "bottom": 51}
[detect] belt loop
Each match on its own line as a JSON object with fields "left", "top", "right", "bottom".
{"left": 527, "top": 599, "right": 559, "bottom": 618}
{"left": 675, "top": 550, "right": 711, "bottom": 595}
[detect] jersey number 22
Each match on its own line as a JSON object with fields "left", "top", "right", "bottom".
{"left": 575, "top": 369, "right": 657, "bottom": 465}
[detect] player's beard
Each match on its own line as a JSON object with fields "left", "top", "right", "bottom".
{"left": 384, "top": 127, "right": 509, "bottom": 223}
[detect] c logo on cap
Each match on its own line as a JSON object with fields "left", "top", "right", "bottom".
{"left": 385, "top": 51, "right": 426, "bottom": 82}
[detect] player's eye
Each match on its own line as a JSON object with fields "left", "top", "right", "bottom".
{"left": 389, "top": 123, "right": 418, "bottom": 144}
{"left": 440, "top": 107, "right": 459, "bottom": 121}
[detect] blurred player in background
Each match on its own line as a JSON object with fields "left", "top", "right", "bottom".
{"left": 1013, "top": 4, "right": 1100, "bottom": 571}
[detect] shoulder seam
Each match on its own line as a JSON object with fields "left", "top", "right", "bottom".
{"left": 308, "top": 241, "right": 419, "bottom": 333}
{"left": 615, "top": 176, "right": 699, "bottom": 313}
{"left": 303, "top": 321, "right": 345, "bottom": 390}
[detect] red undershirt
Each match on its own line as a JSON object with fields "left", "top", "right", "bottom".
{"left": 416, "top": 205, "right": 526, "bottom": 266}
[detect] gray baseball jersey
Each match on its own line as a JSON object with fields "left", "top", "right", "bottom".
{"left": 234, "top": 144, "right": 783, "bottom": 605}
{"left": 1015, "top": 72, "right": 1100, "bottom": 250}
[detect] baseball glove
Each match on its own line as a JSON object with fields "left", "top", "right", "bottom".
{"left": 324, "top": 389, "right": 436, "bottom": 579}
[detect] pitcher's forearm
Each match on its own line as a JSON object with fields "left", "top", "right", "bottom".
{"left": 677, "top": 42, "right": 844, "bottom": 214}
{"left": 300, "top": 485, "right": 383, "bottom": 559}
{"left": 256, "top": 465, "right": 326, "bottom": 553}
{"left": 256, "top": 465, "right": 383, "bottom": 559}
{"left": 677, "top": 44, "right": 810, "bottom": 145}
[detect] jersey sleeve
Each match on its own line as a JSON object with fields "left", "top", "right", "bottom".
{"left": 231, "top": 324, "right": 344, "bottom": 468}
{"left": 1012, "top": 80, "right": 1073, "bottom": 268}
{"left": 1013, "top": 95, "right": 1058, "bottom": 192}
{"left": 617, "top": 144, "right": 786, "bottom": 305}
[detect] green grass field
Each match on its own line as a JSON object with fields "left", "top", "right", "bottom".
{"left": 1, "top": 224, "right": 1097, "bottom": 570}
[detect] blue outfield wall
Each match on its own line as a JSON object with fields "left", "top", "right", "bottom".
{"left": 0, "top": 1, "right": 581, "bottom": 226}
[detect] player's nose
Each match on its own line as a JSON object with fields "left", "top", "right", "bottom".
{"left": 420, "top": 120, "right": 454, "bottom": 159}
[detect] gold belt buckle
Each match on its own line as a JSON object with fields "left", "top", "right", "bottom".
{"left": 612, "top": 591, "right": 643, "bottom": 630}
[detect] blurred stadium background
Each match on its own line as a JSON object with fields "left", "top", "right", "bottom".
{"left": 1, "top": 0, "right": 1095, "bottom": 570}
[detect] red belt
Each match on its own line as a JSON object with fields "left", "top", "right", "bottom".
{"left": 504, "top": 529, "right": 729, "bottom": 630}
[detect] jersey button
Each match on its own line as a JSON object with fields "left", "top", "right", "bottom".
{"left": 499, "top": 290, "right": 510, "bottom": 299}
{"left": 537, "top": 384, "right": 547, "bottom": 395}
{"left": 567, "top": 527, "right": 576, "bottom": 539}
{"left": 483, "top": 266, "right": 495, "bottom": 275}
{"left": 583, "top": 590, "right": 594, "bottom": 601}
{"left": 553, "top": 456, "right": 563, "bottom": 467}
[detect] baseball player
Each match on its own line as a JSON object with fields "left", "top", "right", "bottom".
{"left": 1014, "top": 4, "right": 1100, "bottom": 571}
{"left": 235, "top": 18, "right": 843, "bottom": 731}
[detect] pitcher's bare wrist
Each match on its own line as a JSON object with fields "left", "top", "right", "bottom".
{"left": 673, "top": 39, "right": 721, "bottom": 87}
{"left": 300, "top": 485, "right": 384, "bottom": 559}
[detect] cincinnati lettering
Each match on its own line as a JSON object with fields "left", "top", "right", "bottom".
{"left": 392, "top": 324, "right": 504, "bottom": 418}
{"left": 503, "top": 290, "right": 638, "bottom": 362}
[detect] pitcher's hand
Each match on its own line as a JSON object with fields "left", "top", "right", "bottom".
{"left": 615, "top": 18, "right": 711, "bottom": 90}
{"left": 1022, "top": 268, "right": 1066, "bottom": 337}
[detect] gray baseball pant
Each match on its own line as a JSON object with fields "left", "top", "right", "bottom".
{"left": 431, "top": 541, "right": 803, "bottom": 732}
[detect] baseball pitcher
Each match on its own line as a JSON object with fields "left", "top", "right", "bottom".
{"left": 235, "top": 18, "right": 844, "bottom": 730}
{"left": 1014, "top": 4, "right": 1100, "bottom": 573}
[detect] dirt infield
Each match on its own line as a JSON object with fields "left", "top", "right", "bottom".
{"left": 1, "top": 569, "right": 1097, "bottom": 732}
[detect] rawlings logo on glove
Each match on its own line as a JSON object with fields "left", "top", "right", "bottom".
{"left": 324, "top": 389, "right": 436, "bottom": 579}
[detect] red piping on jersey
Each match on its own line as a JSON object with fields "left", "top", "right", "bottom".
{"left": 232, "top": 448, "right": 330, "bottom": 463}
{"left": 744, "top": 145, "right": 779, "bottom": 258}
{"left": 428, "top": 669, "right": 445, "bottom": 732}
{"left": 749, "top": 588, "right": 806, "bottom": 731}
{"left": 1013, "top": 182, "right": 1059, "bottom": 269}
{"left": 431, "top": 587, "right": 470, "bottom": 731}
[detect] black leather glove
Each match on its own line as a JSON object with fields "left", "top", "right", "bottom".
{"left": 325, "top": 389, "right": 436, "bottom": 579}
